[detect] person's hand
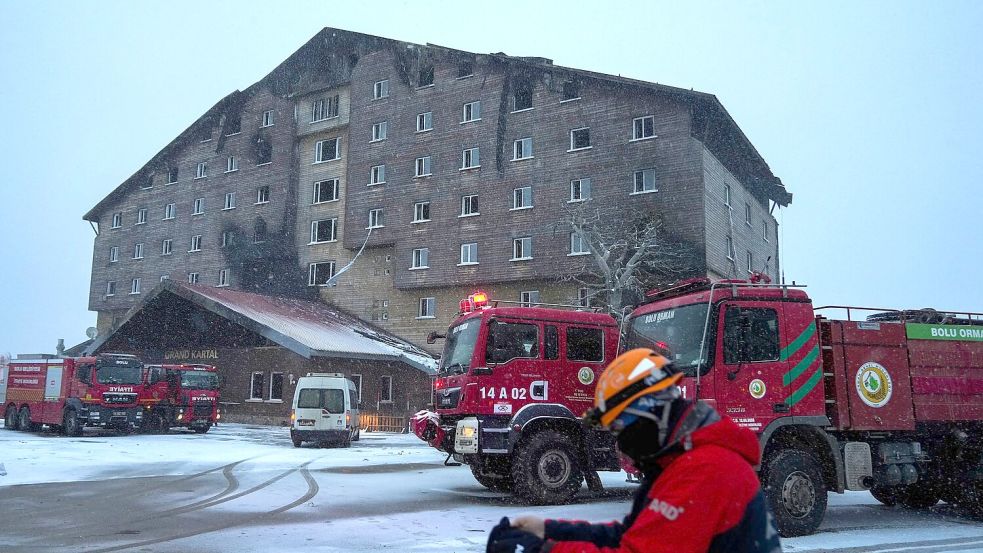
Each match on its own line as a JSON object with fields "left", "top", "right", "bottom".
{"left": 512, "top": 515, "right": 545, "bottom": 539}
{"left": 487, "top": 517, "right": 545, "bottom": 553}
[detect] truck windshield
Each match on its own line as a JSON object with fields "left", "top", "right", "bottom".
{"left": 439, "top": 319, "right": 480, "bottom": 375}
{"left": 625, "top": 303, "right": 710, "bottom": 374}
{"left": 297, "top": 388, "right": 345, "bottom": 414}
{"left": 180, "top": 371, "right": 219, "bottom": 390}
{"left": 95, "top": 359, "right": 143, "bottom": 385}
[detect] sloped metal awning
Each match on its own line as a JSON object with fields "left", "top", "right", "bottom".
{"left": 87, "top": 281, "right": 436, "bottom": 375}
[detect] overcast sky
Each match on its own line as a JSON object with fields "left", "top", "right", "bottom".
{"left": 1, "top": 1, "right": 980, "bottom": 355}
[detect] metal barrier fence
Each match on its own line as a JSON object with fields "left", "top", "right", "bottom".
{"left": 360, "top": 412, "right": 408, "bottom": 433}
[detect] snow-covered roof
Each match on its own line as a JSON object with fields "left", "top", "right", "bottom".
{"left": 89, "top": 281, "right": 437, "bottom": 374}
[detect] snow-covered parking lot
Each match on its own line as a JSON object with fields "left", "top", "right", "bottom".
{"left": 2, "top": 422, "right": 982, "bottom": 552}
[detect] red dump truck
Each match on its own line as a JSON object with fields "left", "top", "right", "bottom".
{"left": 2, "top": 353, "right": 146, "bottom": 435}
{"left": 624, "top": 275, "right": 983, "bottom": 536}
{"left": 413, "top": 292, "right": 622, "bottom": 504}
{"left": 142, "top": 364, "right": 220, "bottom": 433}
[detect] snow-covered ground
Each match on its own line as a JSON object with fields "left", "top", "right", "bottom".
{"left": 2, "top": 421, "right": 982, "bottom": 552}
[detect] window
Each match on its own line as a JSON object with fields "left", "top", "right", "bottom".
{"left": 106, "top": 281, "right": 116, "bottom": 297}
{"left": 224, "top": 192, "right": 236, "bottom": 210}
{"left": 413, "top": 201, "right": 431, "bottom": 223}
{"left": 462, "top": 147, "right": 479, "bottom": 169}
{"left": 545, "top": 325, "right": 559, "bottom": 360}
{"left": 512, "top": 187, "right": 533, "bottom": 210}
{"left": 135, "top": 208, "right": 147, "bottom": 225}
{"left": 417, "top": 112, "right": 433, "bottom": 132}
{"left": 255, "top": 137, "right": 272, "bottom": 165}
{"left": 512, "top": 237, "right": 532, "bottom": 260}
{"left": 460, "top": 195, "right": 479, "bottom": 217}
{"left": 164, "top": 203, "right": 176, "bottom": 220}
{"left": 254, "top": 218, "right": 267, "bottom": 243}
{"left": 190, "top": 234, "right": 202, "bottom": 252}
{"left": 312, "top": 95, "right": 340, "bottom": 122}
{"left": 167, "top": 167, "right": 179, "bottom": 184}
{"left": 486, "top": 322, "right": 539, "bottom": 363}
{"left": 218, "top": 268, "right": 230, "bottom": 287}
{"left": 161, "top": 239, "right": 172, "bottom": 256}
{"left": 308, "top": 261, "right": 336, "bottom": 286}
{"left": 513, "top": 137, "right": 533, "bottom": 160}
{"left": 763, "top": 221, "right": 770, "bottom": 242}
{"left": 226, "top": 156, "right": 238, "bottom": 172}
{"left": 570, "top": 232, "right": 589, "bottom": 255}
{"left": 726, "top": 236, "right": 735, "bottom": 260}
{"left": 520, "top": 290, "right": 540, "bottom": 307}
{"left": 224, "top": 114, "right": 241, "bottom": 136}
{"left": 418, "top": 297, "right": 436, "bottom": 319}
{"left": 570, "top": 127, "right": 591, "bottom": 150}
{"left": 315, "top": 138, "right": 340, "bottom": 163}
{"left": 745, "top": 203, "right": 752, "bottom": 226}
{"left": 460, "top": 242, "right": 478, "bottom": 265}
{"left": 313, "top": 179, "right": 339, "bottom": 203}
{"left": 373, "top": 80, "right": 389, "bottom": 99}
{"left": 111, "top": 213, "right": 122, "bottom": 228}
{"left": 256, "top": 185, "right": 270, "bottom": 204}
{"left": 351, "top": 374, "right": 363, "bottom": 402}
{"left": 193, "top": 198, "right": 204, "bottom": 215}
{"left": 414, "top": 156, "right": 432, "bottom": 177}
{"left": 380, "top": 375, "right": 393, "bottom": 403}
{"left": 458, "top": 60, "right": 474, "bottom": 78}
{"left": 370, "top": 164, "right": 386, "bottom": 185}
{"left": 632, "top": 116, "right": 656, "bottom": 140}
{"left": 513, "top": 80, "right": 533, "bottom": 111}
{"left": 188, "top": 272, "right": 199, "bottom": 284}
{"left": 411, "top": 248, "right": 430, "bottom": 269}
{"left": 368, "top": 208, "right": 384, "bottom": 229}
{"left": 269, "top": 372, "right": 284, "bottom": 401}
{"left": 262, "top": 109, "right": 274, "bottom": 127}
{"left": 747, "top": 251, "right": 754, "bottom": 273}
{"left": 310, "top": 218, "right": 338, "bottom": 243}
{"left": 724, "top": 184, "right": 732, "bottom": 207}
{"left": 250, "top": 372, "right": 264, "bottom": 400}
{"left": 195, "top": 162, "right": 207, "bottom": 179}
{"left": 723, "top": 306, "right": 780, "bottom": 364}
{"left": 109, "top": 246, "right": 119, "bottom": 263}
{"left": 161, "top": 275, "right": 170, "bottom": 282}
{"left": 463, "top": 101, "right": 481, "bottom": 122}
{"left": 578, "top": 287, "right": 591, "bottom": 308}
{"left": 221, "top": 231, "right": 234, "bottom": 248}
{"left": 632, "top": 169, "right": 657, "bottom": 194}
{"left": 570, "top": 178, "right": 591, "bottom": 202}
{"left": 562, "top": 80, "right": 581, "bottom": 101}
{"left": 418, "top": 64, "right": 434, "bottom": 87}
{"left": 130, "top": 278, "right": 141, "bottom": 295}
{"left": 371, "top": 121, "right": 388, "bottom": 142}
{"left": 133, "top": 243, "right": 144, "bottom": 259}
{"left": 567, "top": 327, "right": 604, "bottom": 362}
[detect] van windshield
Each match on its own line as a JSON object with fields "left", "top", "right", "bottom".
{"left": 297, "top": 388, "right": 345, "bottom": 414}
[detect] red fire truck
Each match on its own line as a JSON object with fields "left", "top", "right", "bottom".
{"left": 141, "top": 364, "right": 220, "bottom": 433}
{"left": 623, "top": 276, "right": 983, "bottom": 536}
{"left": 2, "top": 353, "right": 146, "bottom": 435}
{"left": 412, "top": 292, "right": 622, "bottom": 504}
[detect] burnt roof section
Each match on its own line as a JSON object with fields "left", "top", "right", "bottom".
{"left": 86, "top": 280, "right": 437, "bottom": 373}
{"left": 85, "top": 27, "right": 789, "bottom": 222}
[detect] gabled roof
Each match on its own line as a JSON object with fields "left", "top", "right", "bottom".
{"left": 87, "top": 281, "right": 437, "bottom": 374}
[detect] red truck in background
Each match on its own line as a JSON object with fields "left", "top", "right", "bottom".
{"left": 624, "top": 275, "right": 983, "bottom": 536}
{"left": 2, "top": 353, "right": 146, "bottom": 435}
{"left": 413, "top": 292, "right": 622, "bottom": 504}
{"left": 142, "top": 364, "right": 220, "bottom": 433}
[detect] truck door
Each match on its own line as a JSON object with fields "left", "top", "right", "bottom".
{"left": 715, "top": 302, "right": 787, "bottom": 432}
{"left": 560, "top": 325, "right": 606, "bottom": 415}
{"left": 483, "top": 318, "right": 543, "bottom": 415}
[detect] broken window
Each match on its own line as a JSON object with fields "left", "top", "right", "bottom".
{"left": 570, "top": 127, "right": 591, "bottom": 150}
{"left": 458, "top": 60, "right": 474, "bottom": 78}
{"left": 418, "top": 64, "right": 434, "bottom": 87}
{"left": 254, "top": 218, "right": 268, "bottom": 243}
{"left": 309, "top": 261, "right": 336, "bottom": 286}
{"left": 254, "top": 136, "right": 272, "bottom": 165}
{"left": 513, "top": 79, "right": 533, "bottom": 111}
{"left": 313, "top": 179, "right": 339, "bottom": 203}
{"left": 310, "top": 218, "right": 337, "bottom": 243}
{"left": 562, "top": 81, "right": 580, "bottom": 101}
{"left": 224, "top": 114, "right": 241, "bottom": 136}
{"left": 167, "top": 166, "right": 179, "bottom": 184}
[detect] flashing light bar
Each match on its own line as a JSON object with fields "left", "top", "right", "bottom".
{"left": 459, "top": 291, "right": 491, "bottom": 314}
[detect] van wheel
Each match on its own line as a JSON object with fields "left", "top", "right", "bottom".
{"left": 4, "top": 405, "right": 19, "bottom": 430}
{"left": 511, "top": 430, "right": 584, "bottom": 505}
{"left": 352, "top": 428, "right": 360, "bottom": 442}
{"left": 763, "top": 449, "right": 827, "bottom": 537}
{"left": 63, "top": 409, "right": 83, "bottom": 437}
{"left": 292, "top": 436, "right": 303, "bottom": 448}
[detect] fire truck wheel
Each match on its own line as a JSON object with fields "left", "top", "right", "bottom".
{"left": 19, "top": 407, "right": 40, "bottom": 432}
{"left": 869, "top": 485, "right": 901, "bottom": 506}
{"left": 511, "top": 430, "right": 584, "bottom": 505}
{"left": 63, "top": 409, "right": 83, "bottom": 437}
{"left": 470, "top": 464, "right": 514, "bottom": 492}
{"left": 193, "top": 424, "right": 211, "bottom": 434}
{"left": 762, "top": 449, "right": 827, "bottom": 537}
{"left": 4, "top": 405, "right": 19, "bottom": 430}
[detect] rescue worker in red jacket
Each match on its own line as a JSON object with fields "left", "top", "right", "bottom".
{"left": 487, "top": 348, "right": 782, "bottom": 553}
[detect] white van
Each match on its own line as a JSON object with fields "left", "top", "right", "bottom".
{"left": 290, "top": 373, "right": 360, "bottom": 447}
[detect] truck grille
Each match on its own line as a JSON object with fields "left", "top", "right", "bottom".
{"left": 104, "top": 393, "right": 137, "bottom": 405}
{"left": 192, "top": 403, "right": 213, "bottom": 418}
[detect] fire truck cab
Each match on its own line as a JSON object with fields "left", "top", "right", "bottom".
{"left": 142, "top": 364, "right": 220, "bottom": 433}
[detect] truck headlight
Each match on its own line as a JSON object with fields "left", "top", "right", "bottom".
{"left": 459, "top": 426, "right": 477, "bottom": 439}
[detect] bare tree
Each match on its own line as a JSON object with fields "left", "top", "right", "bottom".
{"left": 562, "top": 205, "right": 701, "bottom": 321}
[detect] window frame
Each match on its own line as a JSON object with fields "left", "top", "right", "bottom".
{"left": 462, "top": 101, "right": 481, "bottom": 123}
{"left": 314, "top": 138, "right": 341, "bottom": 163}
{"left": 371, "top": 121, "right": 388, "bottom": 142}
{"left": 632, "top": 115, "right": 656, "bottom": 141}
{"left": 511, "top": 186, "right": 533, "bottom": 210}
{"left": 417, "top": 297, "right": 436, "bottom": 319}
{"left": 189, "top": 234, "right": 202, "bottom": 253}
{"left": 724, "top": 184, "right": 732, "bottom": 207}
{"left": 745, "top": 203, "right": 752, "bottom": 226}
{"left": 193, "top": 197, "right": 204, "bottom": 215}
{"left": 569, "top": 127, "right": 592, "bottom": 151}
{"left": 369, "top": 164, "right": 386, "bottom": 185}
{"left": 109, "top": 246, "right": 119, "bottom": 263}
{"left": 249, "top": 371, "right": 264, "bottom": 401}
{"left": 256, "top": 185, "right": 270, "bottom": 205}
{"left": 412, "top": 201, "right": 431, "bottom": 223}
{"left": 223, "top": 192, "right": 236, "bottom": 210}
{"left": 380, "top": 375, "right": 393, "bottom": 403}
{"left": 632, "top": 168, "right": 658, "bottom": 194}
{"left": 133, "top": 243, "right": 144, "bottom": 259}
{"left": 308, "top": 261, "right": 337, "bottom": 286}
{"left": 262, "top": 109, "right": 274, "bottom": 127}
{"left": 512, "top": 236, "right": 533, "bottom": 261}
{"left": 106, "top": 281, "right": 116, "bottom": 297}
{"left": 373, "top": 79, "right": 390, "bottom": 100}
{"left": 410, "top": 247, "right": 430, "bottom": 270}
{"left": 161, "top": 239, "right": 173, "bottom": 256}
{"left": 136, "top": 208, "right": 147, "bottom": 225}
{"left": 414, "top": 156, "right": 432, "bottom": 177}
{"left": 130, "top": 278, "right": 141, "bottom": 295}
{"left": 570, "top": 178, "right": 591, "bottom": 202}
{"left": 461, "top": 147, "right": 480, "bottom": 170}
{"left": 519, "top": 290, "right": 540, "bottom": 307}
{"left": 569, "top": 232, "right": 589, "bottom": 256}
{"left": 310, "top": 218, "right": 338, "bottom": 244}
{"left": 459, "top": 242, "right": 478, "bottom": 266}
{"left": 163, "top": 203, "right": 176, "bottom": 220}
{"left": 460, "top": 194, "right": 479, "bottom": 217}
{"left": 269, "top": 372, "right": 284, "bottom": 402}
{"left": 195, "top": 162, "right": 207, "bottom": 180}
{"left": 111, "top": 212, "right": 122, "bottom": 228}
{"left": 218, "top": 268, "right": 230, "bottom": 287}
{"left": 188, "top": 272, "right": 200, "bottom": 284}
{"left": 561, "top": 81, "right": 581, "bottom": 102}
{"left": 368, "top": 208, "right": 384, "bottom": 229}
{"left": 416, "top": 111, "right": 433, "bottom": 133}
{"left": 313, "top": 178, "right": 340, "bottom": 204}
{"left": 226, "top": 156, "right": 238, "bottom": 173}
{"left": 512, "top": 137, "right": 533, "bottom": 160}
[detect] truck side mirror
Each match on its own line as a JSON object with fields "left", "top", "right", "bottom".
{"left": 426, "top": 331, "right": 446, "bottom": 344}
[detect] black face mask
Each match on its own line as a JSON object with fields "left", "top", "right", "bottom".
{"left": 614, "top": 399, "right": 691, "bottom": 472}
